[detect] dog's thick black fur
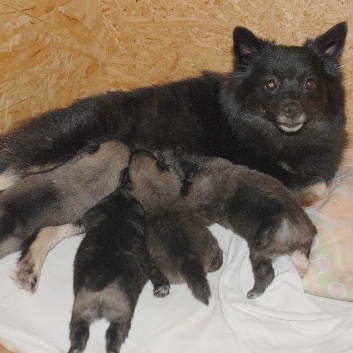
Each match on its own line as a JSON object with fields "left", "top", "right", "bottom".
{"left": 69, "top": 188, "right": 148, "bottom": 353}
{"left": 0, "top": 23, "right": 347, "bottom": 202}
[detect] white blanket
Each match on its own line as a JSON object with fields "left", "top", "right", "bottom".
{"left": 0, "top": 224, "right": 353, "bottom": 353}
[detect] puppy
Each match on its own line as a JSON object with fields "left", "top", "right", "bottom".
{"left": 4, "top": 140, "right": 129, "bottom": 292}
{"left": 127, "top": 150, "right": 317, "bottom": 298}
{"left": 120, "top": 150, "right": 224, "bottom": 305}
{"left": 0, "top": 23, "right": 347, "bottom": 211}
{"left": 68, "top": 188, "right": 148, "bottom": 353}
{"left": 0, "top": 140, "right": 130, "bottom": 260}
{"left": 147, "top": 211, "right": 223, "bottom": 305}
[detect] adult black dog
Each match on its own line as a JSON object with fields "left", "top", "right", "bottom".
{"left": 0, "top": 22, "right": 347, "bottom": 207}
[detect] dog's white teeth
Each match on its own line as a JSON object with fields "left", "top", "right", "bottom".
{"left": 279, "top": 123, "right": 304, "bottom": 133}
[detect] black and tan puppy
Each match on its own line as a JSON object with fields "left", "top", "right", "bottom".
{"left": 3, "top": 140, "right": 130, "bottom": 292}
{"left": 127, "top": 150, "right": 317, "bottom": 298}
{"left": 120, "top": 150, "right": 223, "bottom": 305}
{"left": 147, "top": 211, "right": 223, "bottom": 305}
{"left": 0, "top": 140, "right": 130, "bottom": 260}
{"left": 68, "top": 189, "right": 148, "bottom": 353}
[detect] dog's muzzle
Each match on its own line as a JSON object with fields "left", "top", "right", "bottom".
{"left": 278, "top": 101, "right": 306, "bottom": 133}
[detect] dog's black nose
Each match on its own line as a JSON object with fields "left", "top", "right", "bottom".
{"left": 283, "top": 102, "right": 302, "bottom": 119}
{"left": 283, "top": 102, "right": 303, "bottom": 119}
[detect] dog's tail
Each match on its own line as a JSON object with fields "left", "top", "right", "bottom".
{"left": 181, "top": 258, "right": 211, "bottom": 305}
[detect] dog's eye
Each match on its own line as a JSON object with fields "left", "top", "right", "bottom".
{"left": 265, "top": 79, "right": 278, "bottom": 91}
{"left": 156, "top": 161, "right": 170, "bottom": 173}
{"left": 305, "top": 78, "right": 317, "bottom": 90}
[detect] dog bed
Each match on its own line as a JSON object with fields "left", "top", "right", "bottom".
{"left": 1, "top": 151, "right": 353, "bottom": 353}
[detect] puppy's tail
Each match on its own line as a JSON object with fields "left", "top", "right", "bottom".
{"left": 181, "top": 258, "right": 211, "bottom": 305}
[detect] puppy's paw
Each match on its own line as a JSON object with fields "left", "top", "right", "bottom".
{"left": 153, "top": 285, "right": 170, "bottom": 298}
{"left": 15, "top": 259, "right": 40, "bottom": 292}
{"left": 247, "top": 288, "right": 263, "bottom": 299}
{"left": 189, "top": 279, "right": 211, "bottom": 305}
{"left": 293, "top": 177, "right": 327, "bottom": 207}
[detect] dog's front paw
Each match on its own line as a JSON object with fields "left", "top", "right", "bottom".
{"left": 153, "top": 285, "right": 170, "bottom": 298}
{"left": 293, "top": 177, "right": 327, "bottom": 207}
{"left": 15, "top": 259, "right": 40, "bottom": 292}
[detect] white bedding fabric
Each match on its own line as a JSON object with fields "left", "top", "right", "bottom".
{"left": 0, "top": 223, "right": 353, "bottom": 353}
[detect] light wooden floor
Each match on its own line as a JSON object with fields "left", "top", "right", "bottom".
{"left": 0, "top": 346, "right": 11, "bottom": 353}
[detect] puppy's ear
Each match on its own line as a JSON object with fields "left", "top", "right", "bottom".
{"left": 233, "top": 27, "right": 268, "bottom": 65}
{"left": 306, "top": 22, "right": 347, "bottom": 60}
{"left": 181, "top": 180, "right": 192, "bottom": 196}
{"left": 120, "top": 168, "right": 132, "bottom": 190}
{"left": 84, "top": 143, "right": 100, "bottom": 155}
{"left": 179, "top": 161, "right": 198, "bottom": 196}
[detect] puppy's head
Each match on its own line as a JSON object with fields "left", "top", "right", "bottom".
{"left": 123, "top": 150, "right": 183, "bottom": 214}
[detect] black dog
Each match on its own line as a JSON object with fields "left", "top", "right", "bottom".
{"left": 0, "top": 22, "right": 347, "bottom": 211}
{"left": 68, "top": 189, "right": 148, "bottom": 353}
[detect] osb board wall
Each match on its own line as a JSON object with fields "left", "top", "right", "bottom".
{"left": 1, "top": 0, "right": 353, "bottom": 142}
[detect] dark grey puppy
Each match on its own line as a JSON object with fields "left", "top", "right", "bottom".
{"left": 147, "top": 211, "right": 223, "bottom": 305}
{"left": 68, "top": 189, "right": 148, "bottom": 353}
{"left": 121, "top": 150, "right": 223, "bottom": 305}
{"left": 0, "top": 140, "right": 129, "bottom": 260}
{"left": 127, "top": 150, "right": 317, "bottom": 299}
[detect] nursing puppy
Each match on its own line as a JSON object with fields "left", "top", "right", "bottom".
{"left": 127, "top": 150, "right": 317, "bottom": 298}
{"left": 0, "top": 140, "right": 129, "bottom": 259}
{"left": 3, "top": 140, "right": 129, "bottom": 290}
{"left": 120, "top": 150, "right": 223, "bottom": 305}
{"left": 68, "top": 189, "right": 148, "bottom": 353}
{"left": 147, "top": 211, "right": 223, "bottom": 305}
{"left": 0, "top": 22, "right": 347, "bottom": 213}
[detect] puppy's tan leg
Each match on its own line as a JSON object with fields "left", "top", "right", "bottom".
{"left": 292, "top": 181, "right": 327, "bottom": 207}
{"left": 0, "top": 169, "right": 21, "bottom": 191}
{"left": 15, "top": 223, "right": 83, "bottom": 292}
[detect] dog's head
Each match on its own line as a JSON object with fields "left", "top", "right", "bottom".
{"left": 121, "top": 149, "right": 185, "bottom": 214}
{"left": 230, "top": 22, "right": 347, "bottom": 134}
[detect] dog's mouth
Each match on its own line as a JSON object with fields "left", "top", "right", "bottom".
{"left": 277, "top": 115, "right": 306, "bottom": 133}
{"left": 278, "top": 122, "right": 304, "bottom": 133}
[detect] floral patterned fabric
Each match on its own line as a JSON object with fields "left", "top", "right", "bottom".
{"left": 298, "top": 148, "right": 353, "bottom": 301}
{"left": 0, "top": 338, "right": 24, "bottom": 353}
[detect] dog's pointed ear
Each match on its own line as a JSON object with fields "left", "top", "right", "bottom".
{"left": 233, "top": 27, "right": 268, "bottom": 65}
{"left": 306, "top": 22, "right": 347, "bottom": 60}
{"left": 120, "top": 167, "right": 132, "bottom": 190}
